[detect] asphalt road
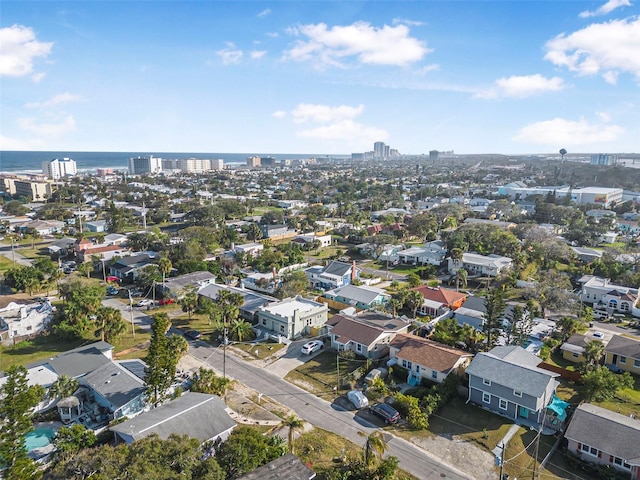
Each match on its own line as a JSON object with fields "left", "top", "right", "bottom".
{"left": 189, "top": 341, "right": 472, "bottom": 480}
{"left": 0, "top": 241, "right": 33, "bottom": 267}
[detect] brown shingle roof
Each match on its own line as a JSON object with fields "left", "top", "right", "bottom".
{"left": 391, "top": 334, "right": 472, "bottom": 373}
{"left": 329, "top": 315, "right": 387, "bottom": 346}
{"left": 412, "top": 285, "right": 467, "bottom": 307}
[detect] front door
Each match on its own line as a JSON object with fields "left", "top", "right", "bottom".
{"left": 519, "top": 406, "right": 529, "bottom": 419}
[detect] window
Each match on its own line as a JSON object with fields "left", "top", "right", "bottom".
{"left": 402, "top": 360, "right": 412, "bottom": 369}
{"left": 572, "top": 353, "right": 579, "bottom": 358}
{"left": 26, "top": 326, "right": 32, "bottom": 331}
{"left": 581, "top": 444, "right": 598, "bottom": 457}
{"left": 620, "top": 356, "right": 626, "bottom": 364}
{"left": 262, "top": 319, "right": 266, "bottom": 326}
{"left": 356, "top": 343, "right": 362, "bottom": 352}
{"left": 279, "top": 325, "right": 285, "bottom": 333}
{"left": 513, "top": 390, "right": 522, "bottom": 397}
{"left": 483, "top": 378, "right": 491, "bottom": 386}
{"left": 499, "top": 399, "right": 508, "bottom": 410}
{"left": 634, "top": 359, "right": 640, "bottom": 368}
{"left": 482, "top": 392, "right": 490, "bottom": 403}
{"left": 431, "top": 370, "right": 438, "bottom": 379}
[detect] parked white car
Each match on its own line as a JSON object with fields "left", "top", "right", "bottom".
{"left": 301, "top": 340, "right": 323, "bottom": 355}
{"left": 347, "top": 389, "right": 369, "bottom": 409}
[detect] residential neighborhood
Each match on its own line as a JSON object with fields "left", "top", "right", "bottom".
{"left": 2, "top": 150, "right": 640, "bottom": 480}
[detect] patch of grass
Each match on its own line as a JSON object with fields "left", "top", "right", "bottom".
{"left": 15, "top": 247, "right": 47, "bottom": 259}
{"left": 232, "top": 341, "right": 285, "bottom": 360}
{"left": 0, "top": 335, "right": 87, "bottom": 369}
{"left": 502, "top": 428, "right": 565, "bottom": 480}
{"left": 112, "top": 326, "right": 153, "bottom": 360}
{"left": 297, "top": 427, "right": 418, "bottom": 480}
{"left": 285, "top": 351, "right": 365, "bottom": 399}
{"left": 0, "top": 255, "right": 14, "bottom": 273}
{"left": 545, "top": 350, "right": 579, "bottom": 371}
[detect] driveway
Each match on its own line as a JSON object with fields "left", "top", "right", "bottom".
{"left": 266, "top": 337, "right": 328, "bottom": 378}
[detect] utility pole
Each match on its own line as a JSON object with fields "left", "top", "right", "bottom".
{"left": 498, "top": 442, "right": 505, "bottom": 480}
{"left": 101, "top": 258, "right": 106, "bottom": 283}
{"left": 336, "top": 353, "right": 340, "bottom": 393}
{"left": 128, "top": 289, "right": 135, "bottom": 338}
{"left": 223, "top": 327, "right": 228, "bottom": 380}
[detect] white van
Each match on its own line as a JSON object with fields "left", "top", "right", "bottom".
{"left": 347, "top": 390, "right": 369, "bottom": 409}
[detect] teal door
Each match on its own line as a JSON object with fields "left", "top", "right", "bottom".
{"left": 519, "top": 406, "right": 529, "bottom": 419}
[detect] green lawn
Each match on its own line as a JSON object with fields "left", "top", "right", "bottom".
{"left": 15, "top": 247, "right": 47, "bottom": 259}
{"left": 285, "top": 351, "right": 367, "bottom": 400}
{"left": 0, "top": 255, "right": 14, "bottom": 273}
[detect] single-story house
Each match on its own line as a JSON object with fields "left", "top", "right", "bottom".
{"left": 257, "top": 296, "right": 328, "bottom": 340}
{"left": 234, "top": 242, "right": 264, "bottom": 258}
{"left": 84, "top": 220, "right": 107, "bottom": 233}
{"left": 411, "top": 285, "right": 467, "bottom": 318}
{"left": 326, "top": 312, "right": 410, "bottom": 359}
{"left": 560, "top": 334, "right": 596, "bottom": 363}
{"left": 111, "top": 392, "right": 236, "bottom": 445}
{"left": 564, "top": 403, "right": 640, "bottom": 479}
{"left": 396, "top": 240, "right": 447, "bottom": 266}
{"left": 109, "top": 252, "right": 159, "bottom": 282}
{"left": 389, "top": 334, "right": 473, "bottom": 385}
{"left": 571, "top": 247, "right": 603, "bottom": 263}
{"left": 47, "top": 237, "right": 76, "bottom": 257}
{"left": 259, "top": 224, "right": 294, "bottom": 239}
{"left": 158, "top": 271, "right": 216, "bottom": 298}
{"left": 292, "top": 233, "right": 332, "bottom": 249}
{"left": 466, "top": 346, "right": 561, "bottom": 432}
{"left": 448, "top": 253, "right": 513, "bottom": 277}
{"left": 18, "top": 219, "right": 65, "bottom": 236}
{"left": 604, "top": 335, "right": 640, "bottom": 375}
{"left": 322, "top": 284, "right": 390, "bottom": 311}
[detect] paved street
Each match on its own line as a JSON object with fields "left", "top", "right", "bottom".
{"left": 189, "top": 341, "right": 472, "bottom": 480}
{"left": 0, "top": 241, "right": 33, "bottom": 267}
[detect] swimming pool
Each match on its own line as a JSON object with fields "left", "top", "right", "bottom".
{"left": 25, "top": 428, "right": 55, "bottom": 452}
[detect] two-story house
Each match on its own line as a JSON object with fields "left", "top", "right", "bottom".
{"left": 578, "top": 275, "right": 640, "bottom": 316}
{"left": 465, "top": 346, "right": 560, "bottom": 431}
{"left": 257, "top": 296, "right": 328, "bottom": 340}
{"left": 305, "top": 260, "right": 360, "bottom": 291}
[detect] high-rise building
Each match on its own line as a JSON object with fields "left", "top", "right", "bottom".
{"left": 211, "top": 159, "right": 224, "bottom": 170}
{"left": 176, "top": 158, "right": 212, "bottom": 173}
{"left": 128, "top": 156, "right": 162, "bottom": 175}
{"left": 247, "top": 156, "right": 261, "bottom": 168}
{"left": 429, "top": 150, "right": 439, "bottom": 163}
{"left": 42, "top": 158, "right": 77, "bottom": 179}
{"left": 374, "top": 142, "right": 386, "bottom": 160}
{"left": 260, "top": 156, "right": 276, "bottom": 167}
{"left": 591, "top": 154, "right": 618, "bottom": 166}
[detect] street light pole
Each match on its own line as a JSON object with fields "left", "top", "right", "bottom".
{"left": 128, "top": 289, "right": 135, "bottom": 338}
{"left": 223, "top": 327, "right": 228, "bottom": 380}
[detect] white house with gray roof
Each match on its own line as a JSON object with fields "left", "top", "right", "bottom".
{"left": 448, "top": 253, "right": 513, "bottom": 277}
{"left": 304, "top": 260, "right": 360, "bottom": 290}
{"left": 257, "top": 296, "right": 328, "bottom": 340}
{"left": 466, "top": 346, "right": 560, "bottom": 431}
{"left": 565, "top": 403, "right": 640, "bottom": 479}
{"left": 323, "top": 284, "right": 389, "bottom": 311}
{"left": 397, "top": 240, "right": 447, "bottom": 266}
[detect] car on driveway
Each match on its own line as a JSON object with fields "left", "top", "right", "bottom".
{"left": 301, "top": 340, "right": 323, "bottom": 355}
{"left": 347, "top": 389, "right": 369, "bottom": 409}
{"left": 135, "top": 299, "right": 154, "bottom": 308}
{"left": 159, "top": 298, "right": 175, "bottom": 305}
{"left": 107, "top": 286, "right": 120, "bottom": 296}
{"left": 184, "top": 330, "right": 202, "bottom": 340}
{"left": 369, "top": 402, "right": 400, "bottom": 424}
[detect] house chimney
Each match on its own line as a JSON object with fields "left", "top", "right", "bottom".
{"left": 351, "top": 260, "right": 357, "bottom": 281}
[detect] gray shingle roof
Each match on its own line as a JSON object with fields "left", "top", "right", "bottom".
{"left": 323, "top": 261, "right": 352, "bottom": 277}
{"left": 605, "top": 335, "right": 640, "bottom": 360}
{"left": 325, "top": 284, "right": 387, "bottom": 305}
{"left": 46, "top": 343, "right": 113, "bottom": 378}
{"left": 237, "top": 453, "right": 316, "bottom": 480}
{"left": 466, "top": 347, "right": 558, "bottom": 398}
{"left": 565, "top": 403, "right": 640, "bottom": 464}
{"left": 82, "top": 361, "right": 145, "bottom": 410}
{"left": 110, "top": 392, "right": 236, "bottom": 443}
{"left": 199, "top": 284, "right": 277, "bottom": 317}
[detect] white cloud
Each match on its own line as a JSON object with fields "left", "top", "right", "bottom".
{"left": 25, "top": 92, "right": 82, "bottom": 109}
{"left": 297, "top": 119, "right": 388, "bottom": 143}
{"left": 579, "top": 0, "right": 631, "bottom": 18}
{"left": 266, "top": 32, "right": 279, "bottom": 38}
{"left": 250, "top": 50, "right": 267, "bottom": 60}
{"left": 476, "top": 74, "right": 566, "bottom": 99}
{"left": 0, "top": 134, "right": 45, "bottom": 150}
{"left": 283, "top": 21, "right": 431, "bottom": 68}
{"left": 392, "top": 18, "right": 424, "bottom": 27}
{"left": 0, "top": 24, "right": 53, "bottom": 77}
{"left": 31, "top": 72, "right": 46, "bottom": 83}
{"left": 413, "top": 64, "right": 440, "bottom": 75}
{"left": 597, "top": 111, "right": 612, "bottom": 121}
{"left": 272, "top": 110, "right": 287, "bottom": 119}
{"left": 216, "top": 45, "right": 243, "bottom": 65}
{"left": 514, "top": 117, "right": 624, "bottom": 145}
{"left": 291, "top": 103, "right": 365, "bottom": 123}
{"left": 17, "top": 115, "right": 76, "bottom": 136}
{"left": 544, "top": 17, "right": 640, "bottom": 81}
{"left": 257, "top": 8, "right": 271, "bottom": 18}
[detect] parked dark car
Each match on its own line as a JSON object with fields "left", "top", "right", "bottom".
{"left": 184, "top": 330, "right": 202, "bottom": 340}
{"left": 369, "top": 402, "right": 400, "bottom": 424}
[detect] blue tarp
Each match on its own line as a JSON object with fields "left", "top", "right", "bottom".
{"left": 546, "top": 395, "right": 569, "bottom": 421}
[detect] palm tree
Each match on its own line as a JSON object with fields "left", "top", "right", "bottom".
{"left": 583, "top": 339, "right": 605, "bottom": 370}
{"left": 358, "top": 431, "right": 388, "bottom": 466}
{"left": 94, "top": 306, "right": 127, "bottom": 342}
{"left": 455, "top": 268, "right": 468, "bottom": 292}
{"left": 406, "top": 290, "right": 425, "bottom": 319}
{"left": 387, "top": 297, "right": 403, "bottom": 317}
{"left": 49, "top": 374, "right": 79, "bottom": 400}
{"left": 158, "top": 256, "right": 172, "bottom": 286}
{"left": 77, "top": 261, "right": 93, "bottom": 279}
{"left": 181, "top": 285, "right": 198, "bottom": 319}
{"left": 281, "top": 415, "right": 304, "bottom": 454}
{"left": 229, "top": 318, "right": 253, "bottom": 342}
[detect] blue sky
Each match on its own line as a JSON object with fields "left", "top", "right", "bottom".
{"left": 1, "top": 1, "right": 638, "bottom": 155}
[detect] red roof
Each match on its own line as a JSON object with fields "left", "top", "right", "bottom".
{"left": 412, "top": 285, "right": 467, "bottom": 308}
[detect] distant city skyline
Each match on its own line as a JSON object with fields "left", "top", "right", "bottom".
{"left": 1, "top": 1, "right": 638, "bottom": 155}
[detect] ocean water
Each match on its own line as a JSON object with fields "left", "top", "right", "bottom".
{"left": 0, "top": 151, "right": 335, "bottom": 174}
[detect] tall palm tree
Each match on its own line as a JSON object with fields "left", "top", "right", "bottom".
{"left": 158, "top": 256, "right": 172, "bottom": 286}
{"left": 49, "top": 374, "right": 79, "bottom": 400}
{"left": 455, "top": 268, "right": 468, "bottom": 292}
{"left": 229, "top": 318, "right": 253, "bottom": 342}
{"left": 281, "top": 415, "right": 304, "bottom": 454}
{"left": 358, "top": 431, "right": 388, "bottom": 466}
{"left": 406, "top": 290, "right": 425, "bottom": 319}
{"left": 583, "top": 339, "right": 605, "bottom": 370}
{"left": 94, "top": 306, "right": 127, "bottom": 342}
